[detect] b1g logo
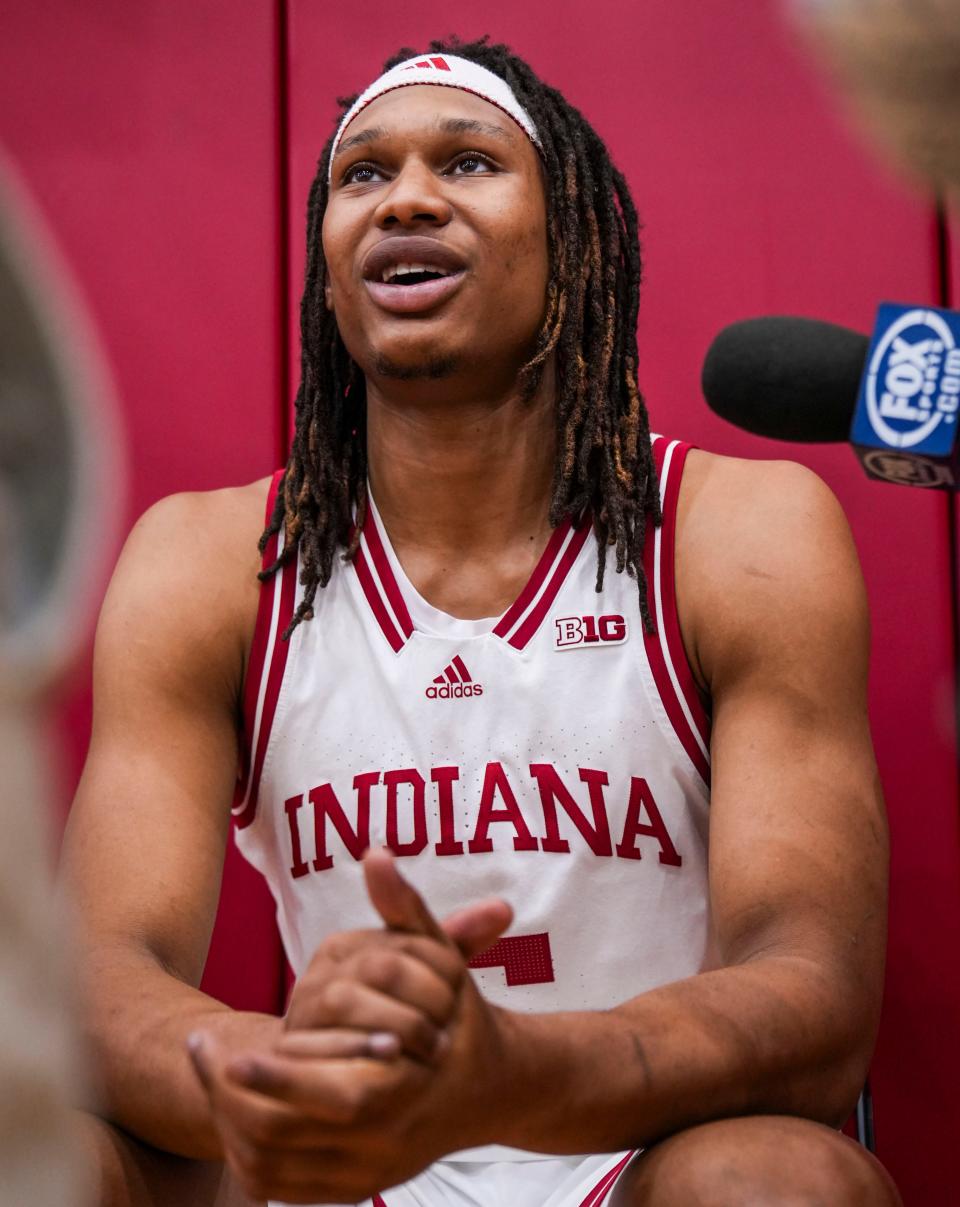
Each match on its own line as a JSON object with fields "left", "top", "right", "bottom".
{"left": 865, "top": 307, "right": 960, "bottom": 449}
{"left": 554, "top": 614, "right": 628, "bottom": 650}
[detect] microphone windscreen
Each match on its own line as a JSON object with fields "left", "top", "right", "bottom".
{"left": 701, "top": 316, "right": 869, "bottom": 443}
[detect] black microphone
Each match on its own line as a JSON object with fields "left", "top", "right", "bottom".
{"left": 702, "top": 308, "right": 960, "bottom": 488}
{"left": 700, "top": 316, "right": 868, "bottom": 443}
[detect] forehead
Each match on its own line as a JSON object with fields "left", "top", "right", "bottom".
{"left": 336, "top": 84, "right": 524, "bottom": 153}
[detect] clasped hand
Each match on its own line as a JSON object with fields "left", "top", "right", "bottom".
{"left": 187, "top": 850, "right": 513, "bottom": 1204}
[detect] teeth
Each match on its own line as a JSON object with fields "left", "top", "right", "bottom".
{"left": 382, "top": 261, "right": 452, "bottom": 284}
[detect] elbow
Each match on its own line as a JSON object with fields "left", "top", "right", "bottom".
{"left": 790, "top": 1008, "right": 878, "bottom": 1130}
{"left": 735, "top": 953, "right": 882, "bottom": 1129}
{"left": 815, "top": 1051, "right": 872, "bottom": 1130}
{"left": 74, "top": 938, "right": 178, "bottom": 1059}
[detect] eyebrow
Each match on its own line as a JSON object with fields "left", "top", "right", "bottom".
{"left": 332, "top": 115, "right": 516, "bottom": 162}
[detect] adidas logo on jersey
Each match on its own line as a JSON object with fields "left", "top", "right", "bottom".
{"left": 425, "top": 655, "right": 484, "bottom": 699}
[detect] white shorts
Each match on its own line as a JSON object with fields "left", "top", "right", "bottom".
{"left": 273, "top": 1150, "right": 638, "bottom": 1207}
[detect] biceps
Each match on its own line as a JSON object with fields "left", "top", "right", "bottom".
{"left": 62, "top": 698, "right": 240, "bottom": 985}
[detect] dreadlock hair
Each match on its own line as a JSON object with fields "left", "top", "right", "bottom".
{"left": 260, "top": 35, "right": 662, "bottom": 639}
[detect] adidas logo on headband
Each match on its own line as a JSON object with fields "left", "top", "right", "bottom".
{"left": 403, "top": 56, "right": 453, "bottom": 72}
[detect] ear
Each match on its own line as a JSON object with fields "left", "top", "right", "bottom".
{"left": 324, "top": 283, "right": 334, "bottom": 311}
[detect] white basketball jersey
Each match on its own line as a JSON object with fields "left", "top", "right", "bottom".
{"left": 233, "top": 434, "right": 713, "bottom": 1159}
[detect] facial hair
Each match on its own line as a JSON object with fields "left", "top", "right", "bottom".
{"left": 372, "top": 352, "right": 460, "bottom": 381}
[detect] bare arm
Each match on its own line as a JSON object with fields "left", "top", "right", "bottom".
{"left": 61, "top": 483, "right": 281, "bottom": 1160}
{"left": 482, "top": 456, "right": 887, "bottom": 1151}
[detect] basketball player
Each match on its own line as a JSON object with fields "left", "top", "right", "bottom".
{"left": 64, "top": 38, "right": 902, "bottom": 1206}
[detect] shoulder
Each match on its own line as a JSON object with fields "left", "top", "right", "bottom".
{"left": 111, "top": 476, "right": 272, "bottom": 608}
{"left": 95, "top": 476, "right": 275, "bottom": 704}
{"left": 681, "top": 444, "right": 845, "bottom": 528}
{"left": 677, "top": 448, "right": 854, "bottom": 563}
{"left": 674, "top": 449, "right": 868, "bottom": 694}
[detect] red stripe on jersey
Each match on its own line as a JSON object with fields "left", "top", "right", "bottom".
{"left": 234, "top": 472, "right": 282, "bottom": 822}
{"left": 578, "top": 1150, "right": 638, "bottom": 1206}
{"left": 658, "top": 444, "right": 711, "bottom": 747}
{"left": 239, "top": 470, "right": 285, "bottom": 751}
{"left": 354, "top": 543, "right": 405, "bottom": 653}
{"left": 362, "top": 508, "right": 415, "bottom": 638}
{"left": 444, "top": 665, "right": 458, "bottom": 684}
{"left": 650, "top": 432, "right": 669, "bottom": 491}
{"left": 508, "top": 513, "right": 592, "bottom": 650}
{"left": 235, "top": 473, "right": 298, "bottom": 829}
{"left": 492, "top": 516, "right": 573, "bottom": 638}
{"left": 452, "top": 654, "right": 471, "bottom": 682}
{"left": 643, "top": 438, "right": 711, "bottom": 786}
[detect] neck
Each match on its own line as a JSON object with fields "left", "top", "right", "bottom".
{"left": 365, "top": 361, "right": 558, "bottom": 559}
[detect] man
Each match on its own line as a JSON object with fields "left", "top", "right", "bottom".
{"left": 65, "top": 37, "right": 902, "bottom": 1206}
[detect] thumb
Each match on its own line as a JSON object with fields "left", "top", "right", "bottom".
{"left": 362, "top": 847, "right": 448, "bottom": 941}
{"left": 441, "top": 898, "right": 514, "bottom": 959}
{"left": 186, "top": 1031, "right": 216, "bottom": 1096}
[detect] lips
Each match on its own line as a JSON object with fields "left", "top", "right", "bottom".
{"left": 361, "top": 235, "right": 468, "bottom": 315}
{"left": 362, "top": 235, "right": 468, "bottom": 281}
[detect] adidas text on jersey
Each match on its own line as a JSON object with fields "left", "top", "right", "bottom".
{"left": 426, "top": 654, "right": 483, "bottom": 699}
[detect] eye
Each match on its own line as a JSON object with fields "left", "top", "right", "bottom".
{"left": 448, "top": 153, "right": 496, "bottom": 175}
{"left": 340, "top": 161, "right": 384, "bottom": 186}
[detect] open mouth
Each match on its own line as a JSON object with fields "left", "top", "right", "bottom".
{"left": 362, "top": 239, "right": 468, "bottom": 314}
{"left": 381, "top": 263, "right": 454, "bottom": 286}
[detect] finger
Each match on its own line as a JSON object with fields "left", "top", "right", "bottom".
{"left": 345, "top": 947, "right": 457, "bottom": 1026}
{"left": 214, "top": 1082, "right": 341, "bottom": 1150}
{"left": 274, "top": 1029, "right": 401, "bottom": 1061}
{"left": 441, "top": 898, "right": 514, "bottom": 958}
{"left": 188, "top": 1032, "right": 324, "bottom": 1147}
{"left": 362, "top": 847, "right": 448, "bottom": 941}
{"left": 227, "top": 1052, "right": 427, "bottom": 1117}
{"left": 296, "top": 979, "right": 445, "bottom": 1064}
{"left": 286, "top": 938, "right": 462, "bottom": 1032}
{"left": 235, "top": 1028, "right": 400, "bottom": 1066}
{"left": 321, "top": 931, "right": 464, "bottom": 987}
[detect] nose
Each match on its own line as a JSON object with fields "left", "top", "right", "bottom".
{"left": 373, "top": 158, "right": 453, "bottom": 229}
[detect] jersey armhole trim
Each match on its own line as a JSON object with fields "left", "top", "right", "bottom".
{"left": 643, "top": 437, "right": 712, "bottom": 787}
{"left": 233, "top": 470, "right": 298, "bottom": 830}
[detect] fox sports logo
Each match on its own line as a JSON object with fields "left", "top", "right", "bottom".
{"left": 866, "top": 309, "right": 960, "bottom": 449}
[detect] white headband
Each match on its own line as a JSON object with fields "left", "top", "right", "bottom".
{"left": 328, "top": 53, "right": 542, "bottom": 182}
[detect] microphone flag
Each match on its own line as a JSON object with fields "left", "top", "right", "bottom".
{"left": 851, "top": 302, "right": 960, "bottom": 489}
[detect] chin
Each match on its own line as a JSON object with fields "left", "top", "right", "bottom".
{"left": 371, "top": 351, "right": 461, "bottom": 381}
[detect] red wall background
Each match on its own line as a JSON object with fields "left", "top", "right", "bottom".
{"left": 3, "top": 2, "right": 959, "bottom": 1201}
{"left": 0, "top": 1, "right": 287, "bottom": 1015}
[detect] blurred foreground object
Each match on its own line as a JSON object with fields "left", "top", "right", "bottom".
{"left": 793, "top": 0, "right": 960, "bottom": 196}
{"left": 0, "top": 144, "right": 125, "bottom": 1204}
{"left": 0, "top": 150, "right": 123, "bottom": 685}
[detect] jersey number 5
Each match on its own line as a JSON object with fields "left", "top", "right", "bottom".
{"left": 467, "top": 932, "right": 555, "bottom": 986}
